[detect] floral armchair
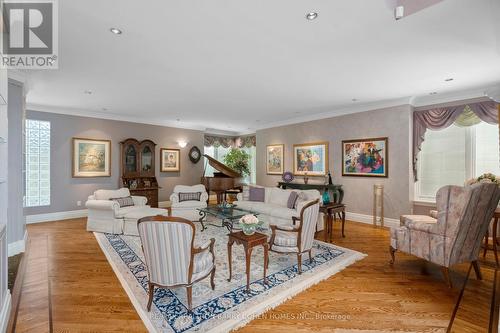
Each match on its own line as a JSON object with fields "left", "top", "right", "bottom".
{"left": 390, "top": 183, "right": 500, "bottom": 287}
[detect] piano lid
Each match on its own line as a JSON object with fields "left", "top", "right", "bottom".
{"left": 203, "top": 154, "right": 241, "bottom": 178}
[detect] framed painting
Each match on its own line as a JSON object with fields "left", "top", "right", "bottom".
{"left": 160, "top": 148, "right": 180, "bottom": 172}
{"left": 342, "top": 137, "right": 388, "bottom": 177}
{"left": 266, "top": 144, "right": 284, "bottom": 175}
{"left": 72, "top": 138, "right": 111, "bottom": 177}
{"left": 293, "top": 142, "right": 328, "bottom": 176}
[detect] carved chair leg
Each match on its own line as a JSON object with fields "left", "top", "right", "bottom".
{"left": 308, "top": 249, "right": 313, "bottom": 263}
{"left": 186, "top": 286, "right": 193, "bottom": 311}
{"left": 297, "top": 253, "right": 302, "bottom": 274}
{"left": 147, "top": 283, "right": 154, "bottom": 311}
{"left": 441, "top": 267, "right": 453, "bottom": 288}
{"left": 389, "top": 246, "right": 397, "bottom": 265}
{"left": 472, "top": 261, "right": 482, "bottom": 280}
{"left": 210, "top": 267, "right": 216, "bottom": 290}
{"left": 483, "top": 230, "right": 489, "bottom": 258}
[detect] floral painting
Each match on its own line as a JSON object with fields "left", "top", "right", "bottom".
{"left": 293, "top": 142, "right": 328, "bottom": 176}
{"left": 73, "top": 138, "right": 111, "bottom": 177}
{"left": 342, "top": 137, "right": 388, "bottom": 177}
{"left": 266, "top": 144, "right": 284, "bottom": 175}
{"left": 161, "top": 148, "right": 180, "bottom": 172}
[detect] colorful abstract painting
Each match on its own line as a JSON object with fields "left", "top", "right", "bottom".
{"left": 266, "top": 144, "right": 284, "bottom": 175}
{"left": 293, "top": 142, "right": 328, "bottom": 176}
{"left": 342, "top": 137, "right": 388, "bottom": 177}
{"left": 73, "top": 138, "right": 111, "bottom": 177}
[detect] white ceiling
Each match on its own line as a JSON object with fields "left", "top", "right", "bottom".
{"left": 24, "top": 0, "right": 500, "bottom": 134}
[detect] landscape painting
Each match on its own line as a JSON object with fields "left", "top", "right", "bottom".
{"left": 161, "top": 148, "right": 180, "bottom": 172}
{"left": 73, "top": 138, "right": 111, "bottom": 177}
{"left": 266, "top": 144, "right": 284, "bottom": 175}
{"left": 293, "top": 142, "right": 328, "bottom": 176}
{"left": 342, "top": 137, "right": 388, "bottom": 177}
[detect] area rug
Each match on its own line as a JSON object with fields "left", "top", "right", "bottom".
{"left": 94, "top": 222, "right": 366, "bottom": 333}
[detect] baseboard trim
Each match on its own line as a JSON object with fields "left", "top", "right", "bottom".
{"left": 8, "top": 230, "right": 27, "bottom": 257}
{"left": 0, "top": 291, "right": 12, "bottom": 333}
{"left": 26, "top": 209, "right": 88, "bottom": 224}
{"left": 346, "top": 212, "right": 399, "bottom": 229}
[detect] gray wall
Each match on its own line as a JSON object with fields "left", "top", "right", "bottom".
{"left": 7, "top": 80, "right": 25, "bottom": 244}
{"left": 256, "top": 105, "right": 413, "bottom": 219}
{"left": 25, "top": 111, "right": 205, "bottom": 216}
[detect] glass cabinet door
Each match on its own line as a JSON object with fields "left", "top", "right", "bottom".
{"left": 141, "top": 146, "right": 153, "bottom": 172}
{"left": 125, "top": 144, "right": 137, "bottom": 172}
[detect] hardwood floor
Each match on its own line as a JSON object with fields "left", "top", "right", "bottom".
{"left": 11, "top": 218, "right": 496, "bottom": 332}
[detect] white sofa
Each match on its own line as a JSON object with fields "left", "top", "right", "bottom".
{"left": 234, "top": 186, "right": 324, "bottom": 231}
{"left": 86, "top": 188, "right": 151, "bottom": 233}
{"left": 169, "top": 184, "right": 209, "bottom": 221}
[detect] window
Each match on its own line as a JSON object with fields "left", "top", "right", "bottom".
{"left": 204, "top": 146, "right": 256, "bottom": 184}
{"left": 25, "top": 119, "right": 51, "bottom": 207}
{"left": 416, "top": 121, "right": 500, "bottom": 201}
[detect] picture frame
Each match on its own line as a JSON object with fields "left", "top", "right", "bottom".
{"left": 160, "top": 148, "right": 180, "bottom": 172}
{"left": 293, "top": 142, "right": 329, "bottom": 176}
{"left": 341, "top": 137, "right": 388, "bottom": 177}
{"left": 266, "top": 144, "right": 284, "bottom": 175}
{"left": 72, "top": 138, "right": 111, "bottom": 178}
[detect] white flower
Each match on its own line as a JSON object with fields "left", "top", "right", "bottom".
{"left": 240, "top": 214, "right": 259, "bottom": 225}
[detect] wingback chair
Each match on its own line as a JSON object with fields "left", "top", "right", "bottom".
{"left": 169, "top": 184, "right": 209, "bottom": 221}
{"left": 269, "top": 199, "right": 320, "bottom": 274}
{"left": 137, "top": 216, "right": 216, "bottom": 311}
{"left": 390, "top": 183, "right": 500, "bottom": 287}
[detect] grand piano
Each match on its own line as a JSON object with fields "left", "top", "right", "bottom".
{"left": 201, "top": 154, "right": 241, "bottom": 204}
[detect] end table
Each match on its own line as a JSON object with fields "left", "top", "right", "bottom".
{"left": 227, "top": 231, "right": 269, "bottom": 292}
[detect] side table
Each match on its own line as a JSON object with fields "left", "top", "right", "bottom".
{"left": 320, "top": 203, "right": 346, "bottom": 242}
{"left": 227, "top": 231, "right": 268, "bottom": 292}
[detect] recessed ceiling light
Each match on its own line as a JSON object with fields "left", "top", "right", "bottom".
{"left": 102, "top": 107, "right": 108, "bottom": 111}
{"left": 84, "top": 90, "right": 92, "bottom": 94}
{"left": 306, "top": 12, "right": 318, "bottom": 20}
{"left": 352, "top": 98, "right": 358, "bottom": 102}
{"left": 176, "top": 118, "right": 180, "bottom": 121}
{"left": 110, "top": 28, "right": 122, "bottom": 35}
{"left": 430, "top": 92, "right": 438, "bottom": 95}
{"left": 445, "top": 78, "right": 454, "bottom": 82}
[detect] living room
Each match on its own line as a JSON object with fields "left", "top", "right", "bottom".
{"left": 1, "top": 0, "right": 500, "bottom": 332}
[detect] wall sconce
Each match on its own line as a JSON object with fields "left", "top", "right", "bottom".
{"left": 178, "top": 140, "right": 188, "bottom": 148}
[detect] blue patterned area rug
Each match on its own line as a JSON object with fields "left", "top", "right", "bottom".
{"left": 94, "top": 223, "right": 366, "bottom": 333}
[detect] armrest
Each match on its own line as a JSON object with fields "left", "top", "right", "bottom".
{"left": 132, "top": 195, "right": 147, "bottom": 206}
{"left": 236, "top": 193, "right": 243, "bottom": 201}
{"left": 193, "top": 238, "right": 215, "bottom": 254}
{"left": 169, "top": 193, "right": 179, "bottom": 204}
{"left": 85, "top": 200, "right": 119, "bottom": 212}
{"left": 200, "top": 192, "right": 209, "bottom": 202}
{"left": 270, "top": 224, "right": 299, "bottom": 233}
{"left": 429, "top": 210, "right": 438, "bottom": 219}
{"left": 405, "top": 219, "right": 442, "bottom": 235}
{"left": 292, "top": 216, "right": 301, "bottom": 226}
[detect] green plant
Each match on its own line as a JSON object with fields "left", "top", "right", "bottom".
{"left": 223, "top": 148, "right": 250, "bottom": 177}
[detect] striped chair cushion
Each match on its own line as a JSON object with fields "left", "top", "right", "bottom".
{"left": 178, "top": 192, "right": 202, "bottom": 202}
{"left": 273, "top": 230, "right": 298, "bottom": 247}
{"left": 110, "top": 196, "right": 134, "bottom": 207}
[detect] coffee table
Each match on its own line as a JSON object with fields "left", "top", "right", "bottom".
{"left": 197, "top": 205, "right": 259, "bottom": 231}
{"left": 227, "top": 231, "right": 269, "bottom": 292}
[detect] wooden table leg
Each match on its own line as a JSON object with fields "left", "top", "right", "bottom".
{"left": 245, "top": 246, "right": 253, "bottom": 292}
{"left": 341, "top": 210, "right": 346, "bottom": 238}
{"left": 263, "top": 243, "right": 269, "bottom": 285}
{"left": 329, "top": 212, "right": 334, "bottom": 243}
{"left": 227, "top": 239, "right": 234, "bottom": 282}
{"left": 323, "top": 213, "right": 328, "bottom": 242}
{"left": 484, "top": 230, "right": 490, "bottom": 258}
{"left": 493, "top": 217, "right": 499, "bottom": 267}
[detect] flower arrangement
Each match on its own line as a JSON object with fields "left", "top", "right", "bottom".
{"left": 465, "top": 173, "right": 500, "bottom": 187}
{"left": 239, "top": 214, "right": 260, "bottom": 235}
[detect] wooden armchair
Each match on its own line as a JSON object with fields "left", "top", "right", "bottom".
{"left": 269, "top": 199, "right": 320, "bottom": 274}
{"left": 137, "top": 215, "right": 216, "bottom": 311}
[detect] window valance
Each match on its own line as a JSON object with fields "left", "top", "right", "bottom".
{"left": 413, "top": 100, "right": 499, "bottom": 181}
{"left": 204, "top": 135, "right": 256, "bottom": 148}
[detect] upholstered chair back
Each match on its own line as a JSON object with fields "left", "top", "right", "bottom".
{"left": 299, "top": 200, "right": 320, "bottom": 251}
{"left": 172, "top": 184, "right": 207, "bottom": 195}
{"left": 138, "top": 217, "right": 195, "bottom": 286}
{"left": 447, "top": 183, "right": 500, "bottom": 266}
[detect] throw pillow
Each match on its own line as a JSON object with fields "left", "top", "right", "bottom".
{"left": 287, "top": 191, "right": 299, "bottom": 209}
{"left": 179, "top": 192, "right": 202, "bottom": 202}
{"left": 249, "top": 187, "right": 265, "bottom": 202}
{"left": 111, "top": 196, "right": 134, "bottom": 208}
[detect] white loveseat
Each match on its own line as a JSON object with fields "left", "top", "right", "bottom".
{"left": 169, "top": 184, "right": 209, "bottom": 221}
{"left": 234, "top": 186, "right": 324, "bottom": 231}
{"left": 86, "top": 188, "right": 149, "bottom": 233}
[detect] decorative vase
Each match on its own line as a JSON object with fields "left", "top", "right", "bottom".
{"left": 241, "top": 223, "right": 257, "bottom": 235}
{"left": 322, "top": 191, "right": 330, "bottom": 205}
